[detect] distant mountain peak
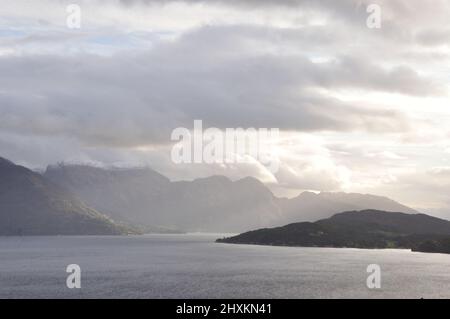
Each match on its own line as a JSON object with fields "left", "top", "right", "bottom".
{"left": 236, "top": 176, "right": 267, "bottom": 187}
{"left": 192, "top": 175, "right": 232, "bottom": 184}
{"left": 0, "top": 157, "right": 14, "bottom": 167}
{"left": 297, "top": 191, "right": 319, "bottom": 198}
{"left": 45, "top": 162, "right": 170, "bottom": 187}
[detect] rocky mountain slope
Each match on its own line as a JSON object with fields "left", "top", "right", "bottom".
{"left": 0, "top": 158, "right": 127, "bottom": 235}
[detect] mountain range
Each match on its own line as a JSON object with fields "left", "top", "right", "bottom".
{"left": 0, "top": 156, "right": 424, "bottom": 235}
{"left": 43, "top": 162, "right": 419, "bottom": 232}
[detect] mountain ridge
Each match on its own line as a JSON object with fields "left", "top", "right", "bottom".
{"left": 44, "top": 162, "right": 419, "bottom": 232}
{"left": 216, "top": 209, "right": 450, "bottom": 254}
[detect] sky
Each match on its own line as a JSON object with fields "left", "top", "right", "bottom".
{"left": 0, "top": 0, "right": 449, "bottom": 215}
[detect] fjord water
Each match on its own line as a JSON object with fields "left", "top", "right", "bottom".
{"left": 0, "top": 234, "right": 449, "bottom": 299}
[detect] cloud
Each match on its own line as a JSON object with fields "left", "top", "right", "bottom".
{"left": 0, "top": 0, "right": 449, "bottom": 209}
{"left": 415, "top": 28, "right": 450, "bottom": 47}
{"left": 0, "top": 25, "right": 420, "bottom": 149}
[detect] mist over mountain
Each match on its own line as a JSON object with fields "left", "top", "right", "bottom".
{"left": 44, "top": 163, "right": 171, "bottom": 226}
{"left": 45, "top": 165, "right": 282, "bottom": 232}
{"left": 0, "top": 157, "right": 127, "bottom": 235}
{"left": 0, "top": 156, "right": 439, "bottom": 235}
{"left": 44, "top": 163, "right": 419, "bottom": 233}
{"left": 159, "top": 176, "right": 282, "bottom": 232}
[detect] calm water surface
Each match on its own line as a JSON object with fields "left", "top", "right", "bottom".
{"left": 0, "top": 234, "right": 449, "bottom": 298}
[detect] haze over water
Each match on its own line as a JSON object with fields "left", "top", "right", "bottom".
{"left": 1, "top": 234, "right": 449, "bottom": 299}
